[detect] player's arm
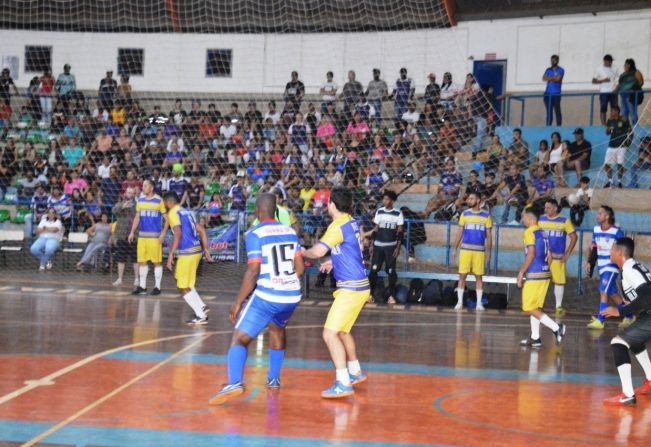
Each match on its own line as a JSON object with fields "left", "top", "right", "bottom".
{"left": 451, "top": 225, "right": 463, "bottom": 261}
{"left": 166, "top": 225, "right": 181, "bottom": 271}
{"left": 564, "top": 231, "right": 578, "bottom": 262}
{"left": 230, "top": 261, "right": 260, "bottom": 324}
{"left": 303, "top": 243, "right": 329, "bottom": 260}
{"left": 393, "top": 224, "right": 404, "bottom": 258}
{"left": 159, "top": 212, "right": 169, "bottom": 244}
{"left": 294, "top": 250, "right": 305, "bottom": 277}
{"left": 196, "top": 223, "right": 213, "bottom": 262}
{"left": 605, "top": 284, "right": 651, "bottom": 317}
{"left": 128, "top": 211, "right": 140, "bottom": 242}
{"left": 518, "top": 244, "right": 535, "bottom": 288}
{"left": 485, "top": 227, "right": 493, "bottom": 264}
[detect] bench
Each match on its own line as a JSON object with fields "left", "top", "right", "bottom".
{"left": 303, "top": 266, "right": 517, "bottom": 300}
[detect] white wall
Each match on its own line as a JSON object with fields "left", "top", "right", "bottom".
{"left": 1, "top": 8, "right": 649, "bottom": 95}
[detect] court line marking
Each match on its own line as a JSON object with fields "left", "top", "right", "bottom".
{"left": 19, "top": 332, "right": 214, "bottom": 447}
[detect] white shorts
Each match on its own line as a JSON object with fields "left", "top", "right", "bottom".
{"left": 604, "top": 147, "right": 626, "bottom": 165}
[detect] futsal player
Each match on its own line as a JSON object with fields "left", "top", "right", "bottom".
{"left": 519, "top": 208, "right": 566, "bottom": 348}
{"left": 209, "top": 194, "right": 303, "bottom": 405}
{"left": 368, "top": 190, "right": 403, "bottom": 303}
{"left": 538, "top": 198, "right": 577, "bottom": 316}
{"left": 303, "top": 187, "right": 370, "bottom": 399}
{"left": 128, "top": 179, "right": 168, "bottom": 295}
{"left": 602, "top": 237, "right": 651, "bottom": 406}
{"left": 585, "top": 206, "right": 630, "bottom": 329}
{"left": 451, "top": 191, "right": 492, "bottom": 311}
{"left": 163, "top": 192, "right": 213, "bottom": 325}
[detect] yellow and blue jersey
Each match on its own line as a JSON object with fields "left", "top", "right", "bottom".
{"left": 319, "top": 214, "right": 369, "bottom": 291}
{"left": 523, "top": 225, "right": 550, "bottom": 280}
{"left": 458, "top": 209, "right": 492, "bottom": 251}
{"left": 136, "top": 194, "right": 166, "bottom": 238}
{"left": 539, "top": 215, "right": 574, "bottom": 259}
{"left": 167, "top": 205, "right": 201, "bottom": 256}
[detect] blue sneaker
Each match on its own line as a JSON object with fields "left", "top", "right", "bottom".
{"left": 208, "top": 383, "right": 244, "bottom": 406}
{"left": 321, "top": 380, "right": 354, "bottom": 399}
{"left": 266, "top": 377, "right": 281, "bottom": 389}
{"left": 349, "top": 371, "right": 367, "bottom": 386}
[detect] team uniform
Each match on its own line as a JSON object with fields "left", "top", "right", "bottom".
{"left": 369, "top": 207, "right": 404, "bottom": 299}
{"left": 458, "top": 209, "right": 492, "bottom": 276}
{"left": 236, "top": 220, "right": 302, "bottom": 338}
{"left": 521, "top": 224, "right": 551, "bottom": 312}
{"left": 539, "top": 215, "right": 574, "bottom": 285}
{"left": 167, "top": 205, "right": 202, "bottom": 289}
{"left": 135, "top": 194, "right": 166, "bottom": 263}
{"left": 593, "top": 224, "right": 625, "bottom": 296}
{"left": 319, "top": 214, "right": 370, "bottom": 333}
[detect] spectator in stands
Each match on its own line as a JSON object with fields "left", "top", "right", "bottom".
{"left": 18, "top": 170, "right": 41, "bottom": 201}
{"left": 565, "top": 128, "right": 591, "bottom": 185}
{"left": 30, "top": 208, "right": 63, "bottom": 271}
{"left": 244, "top": 101, "right": 262, "bottom": 123}
{"left": 229, "top": 102, "right": 243, "bottom": 124}
{"left": 366, "top": 160, "right": 389, "bottom": 195}
{"left": 506, "top": 128, "right": 529, "bottom": 171}
{"left": 341, "top": 70, "right": 363, "bottom": 119}
{"left": 169, "top": 99, "right": 187, "bottom": 127}
{"left": 628, "top": 136, "right": 651, "bottom": 189}
{"left": 39, "top": 69, "right": 54, "bottom": 125}
{"left": 31, "top": 184, "right": 49, "bottom": 221}
{"left": 63, "top": 137, "right": 85, "bottom": 169}
{"left": 164, "top": 142, "right": 184, "bottom": 168}
{"left": 354, "top": 93, "right": 375, "bottom": 122}
{"left": 100, "top": 166, "right": 121, "bottom": 207}
{"left": 264, "top": 100, "right": 281, "bottom": 125}
{"left": 47, "top": 184, "right": 72, "bottom": 228}
{"left": 592, "top": 54, "right": 619, "bottom": 126}
{"left": 284, "top": 71, "right": 305, "bottom": 111}
{"left": 567, "top": 176, "right": 592, "bottom": 227}
{"left": 116, "top": 75, "right": 132, "bottom": 104}
{"left": 346, "top": 111, "right": 371, "bottom": 144}
{"left": 529, "top": 139, "right": 549, "bottom": 179}
{"left": 542, "top": 54, "right": 564, "bottom": 125}
{"left": 492, "top": 163, "right": 528, "bottom": 224}
{"left": 55, "top": 64, "right": 76, "bottom": 110}
{"left": 0, "top": 137, "right": 17, "bottom": 196}
{"left": 98, "top": 70, "right": 117, "bottom": 111}
{"left": 439, "top": 72, "right": 458, "bottom": 111}
{"left": 454, "top": 169, "right": 485, "bottom": 211}
{"left": 75, "top": 211, "right": 111, "bottom": 271}
{"left": 319, "top": 71, "right": 338, "bottom": 113}
{"left": 615, "top": 58, "right": 645, "bottom": 125}
{"left": 390, "top": 67, "right": 415, "bottom": 123}
{"left": 549, "top": 139, "right": 569, "bottom": 187}
{"left": 288, "top": 112, "right": 311, "bottom": 154}
{"left": 429, "top": 158, "right": 462, "bottom": 211}
{"left": 111, "top": 187, "right": 138, "bottom": 287}
{"left": 545, "top": 132, "right": 565, "bottom": 185}
{"left": 182, "top": 175, "right": 205, "bottom": 210}
{"left": 604, "top": 105, "right": 632, "bottom": 188}
{"left": 228, "top": 173, "right": 248, "bottom": 218}
{"left": 64, "top": 170, "right": 88, "bottom": 196}
{"left": 167, "top": 165, "right": 188, "bottom": 198}
{"left": 401, "top": 101, "right": 420, "bottom": 125}
{"left": 0, "top": 98, "right": 12, "bottom": 129}
{"left": 0, "top": 68, "right": 19, "bottom": 108}
{"left": 470, "top": 85, "right": 491, "bottom": 157}
{"left": 299, "top": 177, "right": 316, "bottom": 210}
{"left": 528, "top": 165, "right": 555, "bottom": 213}
{"left": 423, "top": 73, "right": 440, "bottom": 106}
{"left": 483, "top": 135, "right": 506, "bottom": 178}
{"left": 366, "top": 68, "right": 388, "bottom": 121}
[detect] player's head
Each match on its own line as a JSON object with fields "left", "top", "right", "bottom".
{"left": 544, "top": 198, "right": 560, "bottom": 216}
{"left": 328, "top": 187, "right": 352, "bottom": 216}
{"left": 610, "top": 104, "right": 620, "bottom": 119}
{"left": 465, "top": 191, "right": 480, "bottom": 208}
{"left": 256, "top": 193, "right": 277, "bottom": 221}
{"left": 523, "top": 208, "right": 540, "bottom": 228}
{"left": 163, "top": 191, "right": 179, "bottom": 210}
{"left": 124, "top": 186, "right": 135, "bottom": 200}
{"left": 597, "top": 205, "right": 615, "bottom": 226}
{"left": 611, "top": 237, "right": 635, "bottom": 266}
{"left": 142, "top": 179, "right": 154, "bottom": 195}
{"left": 383, "top": 190, "right": 398, "bottom": 208}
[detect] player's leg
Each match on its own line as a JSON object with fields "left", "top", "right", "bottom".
{"left": 266, "top": 302, "right": 299, "bottom": 387}
{"left": 589, "top": 272, "right": 615, "bottom": 328}
{"left": 151, "top": 241, "right": 164, "bottom": 295}
{"left": 368, "top": 246, "right": 384, "bottom": 301}
{"left": 338, "top": 331, "right": 367, "bottom": 385}
{"left": 604, "top": 335, "right": 644, "bottom": 406}
{"left": 115, "top": 262, "right": 125, "bottom": 286}
{"left": 456, "top": 249, "right": 471, "bottom": 310}
{"left": 474, "top": 251, "right": 486, "bottom": 310}
{"left": 475, "top": 275, "right": 485, "bottom": 311}
{"left": 521, "top": 280, "right": 564, "bottom": 347}
{"left": 385, "top": 246, "right": 398, "bottom": 303}
{"left": 551, "top": 259, "right": 566, "bottom": 315}
{"left": 617, "top": 149, "right": 626, "bottom": 187}
{"left": 178, "top": 254, "right": 207, "bottom": 324}
{"left": 135, "top": 238, "right": 148, "bottom": 294}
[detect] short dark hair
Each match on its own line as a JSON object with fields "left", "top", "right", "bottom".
{"left": 601, "top": 205, "right": 615, "bottom": 225}
{"left": 513, "top": 128, "right": 522, "bottom": 134}
{"left": 383, "top": 190, "right": 398, "bottom": 202}
{"left": 615, "top": 237, "right": 635, "bottom": 258}
{"left": 163, "top": 191, "right": 179, "bottom": 203}
{"left": 524, "top": 207, "right": 540, "bottom": 220}
{"left": 329, "top": 187, "right": 352, "bottom": 213}
{"left": 580, "top": 176, "right": 590, "bottom": 184}
{"left": 612, "top": 105, "right": 620, "bottom": 112}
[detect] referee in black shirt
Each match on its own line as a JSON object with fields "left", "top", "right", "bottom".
{"left": 368, "top": 191, "right": 404, "bottom": 303}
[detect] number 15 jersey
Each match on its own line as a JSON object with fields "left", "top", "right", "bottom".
{"left": 246, "top": 220, "right": 302, "bottom": 304}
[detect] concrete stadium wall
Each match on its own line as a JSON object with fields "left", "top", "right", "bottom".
{"left": 0, "top": 9, "right": 650, "bottom": 95}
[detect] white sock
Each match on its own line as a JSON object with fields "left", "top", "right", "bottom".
{"left": 457, "top": 288, "right": 464, "bottom": 304}
{"left": 476, "top": 289, "right": 484, "bottom": 307}
{"left": 530, "top": 315, "right": 541, "bottom": 340}
{"left": 190, "top": 288, "right": 206, "bottom": 308}
{"left": 635, "top": 350, "right": 651, "bottom": 381}
{"left": 347, "top": 360, "right": 361, "bottom": 374}
{"left": 539, "top": 314, "right": 560, "bottom": 333}
{"left": 554, "top": 285, "right": 564, "bottom": 308}
{"left": 139, "top": 265, "right": 149, "bottom": 289}
{"left": 154, "top": 266, "right": 163, "bottom": 289}
{"left": 336, "top": 368, "right": 351, "bottom": 386}
{"left": 133, "top": 265, "right": 139, "bottom": 286}
{"left": 617, "top": 363, "right": 635, "bottom": 397}
{"left": 183, "top": 290, "right": 206, "bottom": 318}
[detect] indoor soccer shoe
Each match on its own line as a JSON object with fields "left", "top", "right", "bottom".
{"left": 131, "top": 286, "right": 147, "bottom": 295}
{"left": 635, "top": 379, "right": 651, "bottom": 396}
{"left": 555, "top": 323, "right": 566, "bottom": 345}
{"left": 186, "top": 315, "right": 208, "bottom": 326}
{"left": 209, "top": 383, "right": 245, "bottom": 406}
{"left": 454, "top": 302, "right": 463, "bottom": 311}
{"left": 321, "top": 381, "right": 354, "bottom": 399}
{"left": 555, "top": 306, "right": 566, "bottom": 316}
{"left": 150, "top": 287, "right": 161, "bottom": 296}
{"left": 266, "top": 378, "right": 281, "bottom": 389}
{"left": 520, "top": 338, "right": 542, "bottom": 348}
{"left": 603, "top": 393, "right": 636, "bottom": 407}
{"left": 587, "top": 317, "right": 604, "bottom": 329}
{"left": 349, "top": 371, "right": 367, "bottom": 385}
{"left": 618, "top": 317, "right": 635, "bottom": 329}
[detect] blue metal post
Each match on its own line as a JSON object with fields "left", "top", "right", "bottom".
{"left": 520, "top": 100, "right": 525, "bottom": 127}
{"left": 235, "top": 212, "right": 242, "bottom": 264}
{"left": 506, "top": 97, "right": 511, "bottom": 126}
{"left": 494, "top": 225, "right": 500, "bottom": 274}
{"left": 405, "top": 220, "right": 411, "bottom": 270}
{"left": 445, "top": 222, "right": 451, "bottom": 271}
{"left": 589, "top": 94, "right": 595, "bottom": 126}
{"left": 577, "top": 230, "right": 584, "bottom": 296}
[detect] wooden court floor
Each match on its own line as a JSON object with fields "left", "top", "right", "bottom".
{"left": 0, "top": 275, "right": 650, "bottom": 447}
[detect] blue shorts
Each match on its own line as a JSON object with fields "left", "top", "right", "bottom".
{"left": 599, "top": 271, "right": 619, "bottom": 296}
{"left": 235, "top": 293, "right": 299, "bottom": 338}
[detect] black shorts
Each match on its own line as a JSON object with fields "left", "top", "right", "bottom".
{"left": 599, "top": 93, "right": 618, "bottom": 113}
{"left": 371, "top": 244, "right": 397, "bottom": 273}
{"left": 114, "top": 239, "right": 137, "bottom": 263}
{"left": 620, "top": 312, "right": 651, "bottom": 348}
{"left": 564, "top": 159, "right": 590, "bottom": 171}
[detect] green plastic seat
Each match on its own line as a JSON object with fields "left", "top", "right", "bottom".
{"left": 0, "top": 209, "right": 10, "bottom": 223}
{"left": 12, "top": 209, "right": 30, "bottom": 224}
{"left": 205, "top": 183, "right": 221, "bottom": 196}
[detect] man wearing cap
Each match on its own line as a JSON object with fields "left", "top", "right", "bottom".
{"left": 98, "top": 70, "right": 118, "bottom": 111}
{"left": 565, "top": 128, "right": 592, "bottom": 183}
{"left": 593, "top": 55, "right": 619, "bottom": 126}
{"left": 424, "top": 73, "right": 441, "bottom": 106}
{"left": 390, "top": 68, "right": 415, "bottom": 124}
{"left": 366, "top": 69, "right": 388, "bottom": 122}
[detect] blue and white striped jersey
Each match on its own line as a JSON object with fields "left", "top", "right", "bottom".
{"left": 592, "top": 224, "right": 625, "bottom": 275}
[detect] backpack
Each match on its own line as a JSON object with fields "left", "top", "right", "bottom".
{"left": 486, "top": 292, "right": 508, "bottom": 309}
{"left": 394, "top": 284, "right": 409, "bottom": 304}
{"left": 422, "top": 279, "right": 444, "bottom": 305}
{"left": 407, "top": 278, "right": 425, "bottom": 303}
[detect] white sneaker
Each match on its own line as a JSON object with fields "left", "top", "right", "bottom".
{"left": 476, "top": 303, "right": 485, "bottom": 311}
{"left": 112, "top": 278, "right": 123, "bottom": 287}
{"left": 508, "top": 220, "right": 520, "bottom": 226}
{"left": 454, "top": 302, "right": 463, "bottom": 311}
{"left": 46, "top": 261, "right": 52, "bottom": 270}
{"left": 408, "top": 257, "right": 417, "bottom": 264}
{"left": 39, "top": 265, "right": 45, "bottom": 271}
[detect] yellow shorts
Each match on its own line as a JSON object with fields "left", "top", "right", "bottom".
{"left": 550, "top": 259, "right": 566, "bottom": 285}
{"left": 175, "top": 253, "right": 202, "bottom": 289}
{"left": 324, "top": 288, "right": 370, "bottom": 333}
{"left": 137, "top": 238, "right": 162, "bottom": 264}
{"left": 521, "top": 279, "right": 550, "bottom": 311}
{"left": 458, "top": 250, "right": 485, "bottom": 276}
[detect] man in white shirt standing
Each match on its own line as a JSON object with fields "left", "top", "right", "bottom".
{"left": 592, "top": 54, "right": 619, "bottom": 126}
{"left": 320, "top": 71, "right": 338, "bottom": 114}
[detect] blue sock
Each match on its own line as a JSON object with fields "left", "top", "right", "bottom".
{"left": 227, "top": 345, "right": 248, "bottom": 385}
{"left": 598, "top": 302, "right": 608, "bottom": 322}
{"left": 268, "top": 349, "right": 285, "bottom": 380}
{"left": 618, "top": 303, "right": 633, "bottom": 320}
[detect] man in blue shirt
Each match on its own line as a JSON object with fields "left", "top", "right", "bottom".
{"left": 542, "top": 55, "right": 564, "bottom": 125}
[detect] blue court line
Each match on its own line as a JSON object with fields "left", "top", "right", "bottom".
{"left": 0, "top": 420, "right": 456, "bottom": 447}
{"left": 102, "top": 350, "right": 622, "bottom": 385}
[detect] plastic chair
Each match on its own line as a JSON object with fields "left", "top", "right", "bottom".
{"left": 0, "top": 209, "right": 10, "bottom": 223}
{"left": 12, "top": 209, "right": 30, "bottom": 224}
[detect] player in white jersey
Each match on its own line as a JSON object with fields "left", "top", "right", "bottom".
{"left": 209, "top": 194, "right": 304, "bottom": 406}
{"left": 601, "top": 237, "right": 651, "bottom": 406}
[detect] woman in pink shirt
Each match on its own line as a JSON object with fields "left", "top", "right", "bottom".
{"left": 345, "top": 111, "right": 370, "bottom": 137}
{"left": 316, "top": 115, "right": 336, "bottom": 144}
{"left": 64, "top": 170, "right": 88, "bottom": 195}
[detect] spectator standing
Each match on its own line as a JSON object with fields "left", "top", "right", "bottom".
{"left": 470, "top": 86, "right": 491, "bottom": 157}
{"left": 366, "top": 68, "right": 388, "bottom": 122}
{"left": 542, "top": 55, "right": 564, "bottom": 125}
{"left": 320, "top": 71, "right": 338, "bottom": 113}
{"left": 98, "top": 70, "right": 118, "bottom": 111}
{"left": 592, "top": 55, "right": 619, "bottom": 126}
{"left": 565, "top": 128, "right": 592, "bottom": 184}
{"left": 0, "top": 68, "right": 19, "bottom": 107}
{"left": 55, "top": 64, "right": 76, "bottom": 110}
{"left": 616, "top": 58, "right": 645, "bottom": 125}
{"left": 30, "top": 208, "right": 63, "bottom": 271}
{"left": 423, "top": 73, "right": 441, "bottom": 106}
{"left": 39, "top": 70, "right": 55, "bottom": 125}
{"left": 439, "top": 72, "right": 458, "bottom": 111}
{"left": 604, "top": 105, "right": 632, "bottom": 188}
{"left": 283, "top": 71, "right": 305, "bottom": 111}
{"left": 628, "top": 136, "right": 651, "bottom": 189}
{"left": 492, "top": 164, "right": 528, "bottom": 224}
{"left": 390, "top": 68, "right": 415, "bottom": 123}
{"left": 341, "top": 70, "right": 364, "bottom": 119}
{"left": 100, "top": 167, "right": 122, "bottom": 208}
{"left": 110, "top": 186, "right": 140, "bottom": 280}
